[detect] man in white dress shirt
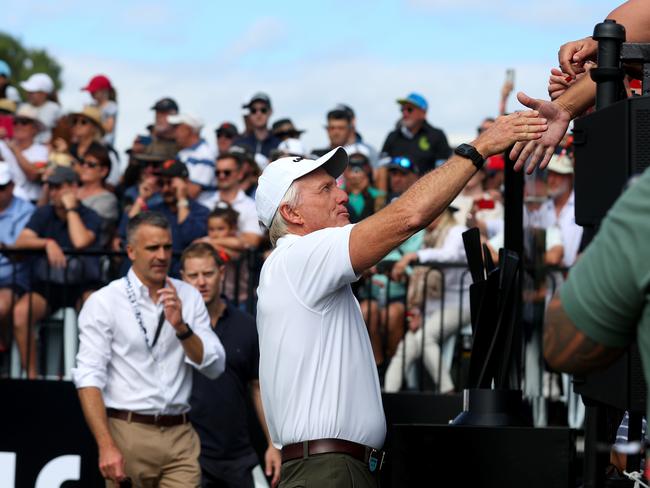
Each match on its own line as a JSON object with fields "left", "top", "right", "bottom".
{"left": 254, "top": 111, "right": 547, "bottom": 487}
{"left": 72, "top": 211, "right": 226, "bottom": 487}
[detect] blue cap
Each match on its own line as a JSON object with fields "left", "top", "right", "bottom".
{"left": 396, "top": 92, "right": 428, "bottom": 111}
{"left": 0, "top": 60, "right": 11, "bottom": 78}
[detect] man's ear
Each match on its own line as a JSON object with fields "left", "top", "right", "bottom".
{"left": 279, "top": 203, "right": 302, "bottom": 225}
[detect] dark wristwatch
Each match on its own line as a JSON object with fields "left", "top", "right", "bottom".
{"left": 454, "top": 143, "right": 485, "bottom": 170}
{"left": 176, "top": 324, "right": 194, "bottom": 341}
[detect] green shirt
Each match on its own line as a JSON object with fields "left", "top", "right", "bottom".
{"left": 560, "top": 167, "right": 650, "bottom": 418}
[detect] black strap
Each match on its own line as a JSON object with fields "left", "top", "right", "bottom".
{"left": 151, "top": 312, "right": 165, "bottom": 348}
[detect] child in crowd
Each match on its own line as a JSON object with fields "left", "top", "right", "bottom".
{"left": 82, "top": 75, "right": 118, "bottom": 146}
{"left": 200, "top": 203, "right": 249, "bottom": 305}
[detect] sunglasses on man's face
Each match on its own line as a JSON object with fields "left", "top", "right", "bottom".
{"left": 14, "top": 119, "right": 34, "bottom": 126}
{"left": 0, "top": 182, "right": 11, "bottom": 191}
{"left": 250, "top": 107, "right": 269, "bottom": 115}
{"left": 401, "top": 106, "right": 414, "bottom": 114}
{"left": 217, "top": 132, "right": 234, "bottom": 139}
{"left": 48, "top": 182, "right": 63, "bottom": 189}
{"left": 216, "top": 169, "right": 234, "bottom": 178}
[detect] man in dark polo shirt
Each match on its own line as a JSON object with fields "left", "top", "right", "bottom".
{"left": 120, "top": 159, "right": 209, "bottom": 277}
{"left": 181, "top": 242, "right": 281, "bottom": 488}
{"left": 13, "top": 165, "right": 102, "bottom": 378}
{"left": 380, "top": 92, "right": 451, "bottom": 174}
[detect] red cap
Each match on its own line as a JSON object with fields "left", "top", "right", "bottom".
{"left": 629, "top": 78, "right": 642, "bottom": 90}
{"left": 82, "top": 75, "right": 112, "bottom": 93}
{"left": 486, "top": 154, "right": 505, "bottom": 171}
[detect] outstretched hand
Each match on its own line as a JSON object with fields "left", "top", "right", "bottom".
{"left": 558, "top": 37, "right": 598, "bottom": 77}
{"left": 473, "top": 110, "right": 547, "bottom": 159}
{"left": 509, "top": 92, "right": 571, "bottom": 174}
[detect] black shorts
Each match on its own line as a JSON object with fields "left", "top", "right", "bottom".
{"left": 31, "top": 282, "right": 93, "bottom": 312}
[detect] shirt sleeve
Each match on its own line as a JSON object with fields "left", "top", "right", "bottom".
{"left": 25, "top": 206, "right": 48, "bottom": 235}
{"left": 237, "top": 201, "right": 263, "bottom": 236}
{"left": 560, "top": 169, "right": 650, "bottom": 348}
{"left": 178, "top": 203, "right": 208, "bottom": 246}
{"left": 282, "top": 224, "right": 358, "bottom": 310}
{"left": 72, "top": 292, "right": 113, "bottom": 389}
{"left": 417, "top": 226, "right": 467, "bottom": 263}
{"left": 183, "top": 285, "right": 226, "bottom": 379}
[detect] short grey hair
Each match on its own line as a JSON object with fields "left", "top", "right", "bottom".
{"left": 126, "top": 211, "right": 171, "bottom": 245}
{"left": 268, "top": 181, "right": 301, "bottom": 247}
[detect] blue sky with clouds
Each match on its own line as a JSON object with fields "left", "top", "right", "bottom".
{"left": 4, "top": 0, "right": 618, "bottom": 155}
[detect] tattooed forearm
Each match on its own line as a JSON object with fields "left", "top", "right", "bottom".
{"left": 543, "top": 295, "right": 624, "bottom": 374}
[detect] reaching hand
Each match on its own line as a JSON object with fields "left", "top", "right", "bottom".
{"left": 558, "top": 36, "right": 598, "bottom": 77}
{"left": 472, "top": 110, "right": 547, "bottom": 159}
{"left": 509, "top": 92, "right": 571, "bottom": 174}
{"left": 548, "top": 63, "right": 594, "bottom": 101}
{"left": 264, "top": 445, "right": 282, "bottom": 488}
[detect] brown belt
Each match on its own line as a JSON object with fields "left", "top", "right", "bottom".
{"left": 106, "top": 408, "right": 188, "bottom": 427}
{"left": 281, "top": 439, "right": 385, "bottom": 472}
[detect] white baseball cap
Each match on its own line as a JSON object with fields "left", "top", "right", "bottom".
{"left": 277, "top": 138, "right": 307, "bottom": 157}
{"left": 547, "top": 154, "right": 574, "bottom": 175}
{"left": 167, "top": 113, "right": 203, "bottom": 132}
{"left": 256, "top": 146, "right": 348, "bottom": 228}
{"left": 0, "top": 163, "right": 12, "bottom": 185}
{"left": 20, "top": 73, "right": 54, "bottom": 94}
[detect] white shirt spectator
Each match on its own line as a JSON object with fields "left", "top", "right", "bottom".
{"left": 539, "top": 191, "right": 582, "bottom": 267}
{"left": 0, "top": 140, "right": 47, "bottom": 202}
{"left": 98, "top": 100, "right": 118, "bottom": 146}
{"left": 177, "top": 138, "right": 217, "bottom": 206}
{"left": 72, "top": 268, "right": 226, "bottom": 415}
{"left": 22, "top": 101, "right": 61, "bottom": 144}
{"left": 257, "top": 224, "right": 386, "bottom": 449}
{"left": 202, "top": 189, "right": 263, "bottom": 236}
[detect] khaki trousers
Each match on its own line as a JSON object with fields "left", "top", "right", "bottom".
{"left": 106, "top": 417, "right": 201, "bottom": 488}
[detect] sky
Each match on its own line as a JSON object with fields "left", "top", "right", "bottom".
{"left": 4, "top": 0, "right": 618, "bottom": 158}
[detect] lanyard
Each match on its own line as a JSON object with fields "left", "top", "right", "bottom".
{"left": 124, "top": 275, "right": 165, "bottom": 350}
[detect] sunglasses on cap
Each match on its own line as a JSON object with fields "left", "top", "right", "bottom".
{"left": 250, "top": 107, "right": 269, "bottom": 115}
{"left": 390, "top": 157, "right": 415, "bottom": 171}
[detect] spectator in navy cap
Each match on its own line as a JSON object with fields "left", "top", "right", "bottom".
{"left": 381, "top": 92, "right": 451, "bottom": 175}
{"left": 215, "top": 122, "right": 238, "bottom": 156}
{"left": 233, "top": 92, "right": 280, "bottom": 169}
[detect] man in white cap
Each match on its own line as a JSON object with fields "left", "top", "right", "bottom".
{"left": 541, "top": 151, "right": 582, "bottom": 267}
{"left": 20, "top": 72, "right": 61, "bottom": 143}
{"left": 168, "top": 113, "right": 216, "bottom": 208}
{"left": 254, "top": 110, "right": 548, "bottom": 486}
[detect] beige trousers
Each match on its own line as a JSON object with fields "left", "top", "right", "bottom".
{"left": 105, "top": 417, "right": 201, "bottom": 488}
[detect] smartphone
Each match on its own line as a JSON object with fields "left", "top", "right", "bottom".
{"left": 0, "top": 115, "right": 14, "bottom": 139}
{"left": 137, "top": 134, "right": 152, "bottom": 146}
{"left": 118, "top": 478, "right": 132, "bottom": 488}
{"left": 476, "top": 198, "right": 496, "bottom": 210}
{"left": 506, "top": 68, "right": 515, "bottom": 86}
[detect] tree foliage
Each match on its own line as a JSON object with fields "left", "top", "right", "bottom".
{"left": 0, "top": 31, "right": 63, "bottom": 93}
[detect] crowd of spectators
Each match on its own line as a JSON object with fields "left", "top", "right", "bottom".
{"left": 0, "top": 67, "right": 581, "bottom": 398}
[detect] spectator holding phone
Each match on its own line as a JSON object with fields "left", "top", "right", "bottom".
{"left": 20, "top": 73, "right": 61, "bottom": 144}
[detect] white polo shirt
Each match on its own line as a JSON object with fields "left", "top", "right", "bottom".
{"left": 256, "top": 224, "right": 386, "bottom": 449}
{"left": 177, "top": 138, "right": 217, "bottom": 205}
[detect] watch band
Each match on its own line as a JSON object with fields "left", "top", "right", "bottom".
{"left": 454, "top": 143, "right": 485, "bottom": 170}
{"left": 176, "top": 324, "right": 194, "bottom": 341}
